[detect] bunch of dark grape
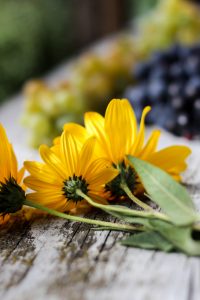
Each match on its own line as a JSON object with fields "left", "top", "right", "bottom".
{"left": 124, "top": 43, "right": 200, "bottom": 139}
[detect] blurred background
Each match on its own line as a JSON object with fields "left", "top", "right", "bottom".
{"left": 0, "top": 0, "right": 172, "bottom": 102}
{"left": 1, "top": 0, "right": 200, "bottom": 147}
{"left": 0, "top": 0, "right": 131, "bottom": 101}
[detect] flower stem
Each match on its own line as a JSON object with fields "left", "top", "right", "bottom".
{"left": 24, "top": 199, "right": 141, "bottom": 232}
{"left": 76, "top": 189, "right": 170, "bottom": 222}
{"left": 120, "top": 182, "right": 153, "bottom": 211}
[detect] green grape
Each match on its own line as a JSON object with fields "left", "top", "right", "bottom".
{"left": 25, "top": 113, "right": 51, "bottom": 135}
{"left": 54, "top": 89, "right": 73, "bottom": 112}
{"left": 27, "top": 133, "right": 53, "bottom": 148}
{"left": 137, "top": 0, "right": 200, "bottom": 58}
{"left": 55, "top": 114, "right": 83, "bottom": 132}
{"left": 54, "top": 88, "right": 84, "bottom": 114}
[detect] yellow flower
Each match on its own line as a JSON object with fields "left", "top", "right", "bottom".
{"left": 0, "top": 124, "right": 25, "bottom": 225}
{"left": 84, "top": 99, "right": 191, "bottom": 197}
{"left": 24, "top": 131, "right": 119, "bottom": 214}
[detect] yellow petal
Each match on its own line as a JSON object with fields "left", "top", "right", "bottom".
{"left": 104, "top": 99, "right": 137, "bottom": 164}
{"left": 24, "top": 161, "right": 61, "bottom": 184}
{"left": 53, "top": 136, "right": 60, "bottom": 145}
{"left": 10, "top": 144, "right": 18, "bottom": 179}
{"left": 17, "top": 167, "right": 25, "bottom": 185}
{"left": 131, "top": 106, "right": 151, "bottom": 156}
{"left": 63, "top": 123, "right": 89, "bottom": 149}
{"left": 139, "top": 130, "right": 161, "bottom": 160}
{"left": 147, "top": 146, "right": 191, "bottom": 172}
{"left": 39, "top": 145, "right": 66, "bottom": 179}
{"left": 84, "top": 158, "right": 112, "bottom": 181}
{"left": 84, "top": 111, "right": 109, "bottom": 158}
{"left": 0, "top": 124, "right": 12, "bottom": 180}
{"left": 51, "top": 144, "right": 60, "bottom": 156}
{"left": 85, "top": 112, "right": 105, "bottom": 138}
{"left": 60, "top": 131, "right": 79, "bottom": 177}
{"left": 89, "top": 167, "right": 119, "bottom": 191}
{"left": 78, "top": 137, "right": 96, "bottom": 177}
{"left": 27, "top": 192, "right": 67, "bottom": 211}
{"left": 24, "top": 176, "right": 61, "bottom": 191}
{"left": 167, "top": 162, "right": 188, "bottom": 177}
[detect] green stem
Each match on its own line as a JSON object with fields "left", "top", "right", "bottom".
{"left": 76, "top": 189, "right": 170, "bottom": 222}
{"left": 24, "top": 199, "right": 141, "bottom": 232}
{"left": 120, "top": 182, "right": 153, "bottom": 211}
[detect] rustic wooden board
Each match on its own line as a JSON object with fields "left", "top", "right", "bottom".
{"left": 1, "top": 50, "right": 200, "bottom": 300}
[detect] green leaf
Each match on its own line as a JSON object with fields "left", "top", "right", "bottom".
{"left": 121, "top": 218, "right": 200, "bottom": 256}
{"left": 127, "top": 156, "right": 198, "bottom": 226}
{"left": 149, "top": 219, "right": 200, "bottom": 256}
{"left": 121, "top": 231, "right": 174, "bottom": 252}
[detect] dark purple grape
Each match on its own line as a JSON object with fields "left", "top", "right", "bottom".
{"left": 149, "top": 65, "right": 169, "bottom": 81}
{"left": 148, "top": 79, "right": 167, "bottom": 103}
{"left": 147, "top": 103, "right": 177, "bottom": 131}
{"left": 133, "top": 62, "right": 150, "bottom": 81}
{"left": 169, "top": 63, "right": 185, "bottom": 80}
{"left": 168, "top": 83, "right": 183, "bottom": 97}
{"left": 184, "top": 56, "right": 200, "bottom": 77}
{"left": 124, "top": 85, "right": 147, "bottom": 106}
{"left": 163, "top": 44, "right": 180, "bottom": 63}
{"left": 171, "top": 97, "right": 185, "bottom": 111}
{"left": 159, "top": 105, "right": 177, "bottom": 131}
{"left": 150, "top": 51, "right": 169, "bottom": 65}
{"left": 177, "top": 113, "right": 189, "bottom": 127}
{"left": 185, "top": 77, "right": 200, "bottom": 100}
{"left": 178, "top": 46, "right": 191, "bottom": 60}
{"left": 193, "top": 99, "right": 200, "bottom": 128}
{"left": 133, "top": 104, "right": 143, "bottom": 120}
{"left": 124, "top": 41, "right": 200, "bottom": 139}
{"left": 145, "top": 103, "right": 163, "bottom": 124}
{"left": 175, "top": 113, "right": 190, "bottom": 136}
{"left": 188, "top": 43, "right": 200, "bottom": 56}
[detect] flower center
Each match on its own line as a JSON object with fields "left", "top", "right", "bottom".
{"left": 0, "top": 177, "right": 25, "bottom": 215}
{"left": 63, "top": 175, "right": 89, "bottom": 203}
{"left": 105, "top": 162, "right": 137, "bottom": 199}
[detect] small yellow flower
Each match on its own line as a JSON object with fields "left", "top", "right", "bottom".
{"left": 24, "top": 131, "right": 119, "bottom": 214}
{"left": 58, "top": 99, "right": 191, "bottom": 199}
{"left": 0, "top": 124, "right": 25, "bottom": 225}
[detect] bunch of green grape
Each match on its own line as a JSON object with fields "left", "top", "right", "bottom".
{"left": 21, "top": 81, "right": 86, "bottom": 148}
{"left": 22, "top": 38, "right": 135, "bottom": 148}
{"left": 136, "top": 0, "right": 200, "bottom": 59}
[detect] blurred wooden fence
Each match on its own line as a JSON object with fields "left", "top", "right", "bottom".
{"left": 73, "top": 0, "right": 129, "bottom": 47}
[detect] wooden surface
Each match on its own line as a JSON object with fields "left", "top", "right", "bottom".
{"left": 1, "top": 54, "right": 200, "bottom": 300}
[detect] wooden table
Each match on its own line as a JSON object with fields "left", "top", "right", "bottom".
{"left": 1, "top": 57, "right": 200, "bottom": 300}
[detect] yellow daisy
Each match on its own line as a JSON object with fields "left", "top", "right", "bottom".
{"left": 84, "top": 99, "right": 191, "bottom": 199}
{"left": 24, "top": 131, "right": 119, "bottom": 214}
{"left": 0, "top": 124, "right": 25, "bottom": 225}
